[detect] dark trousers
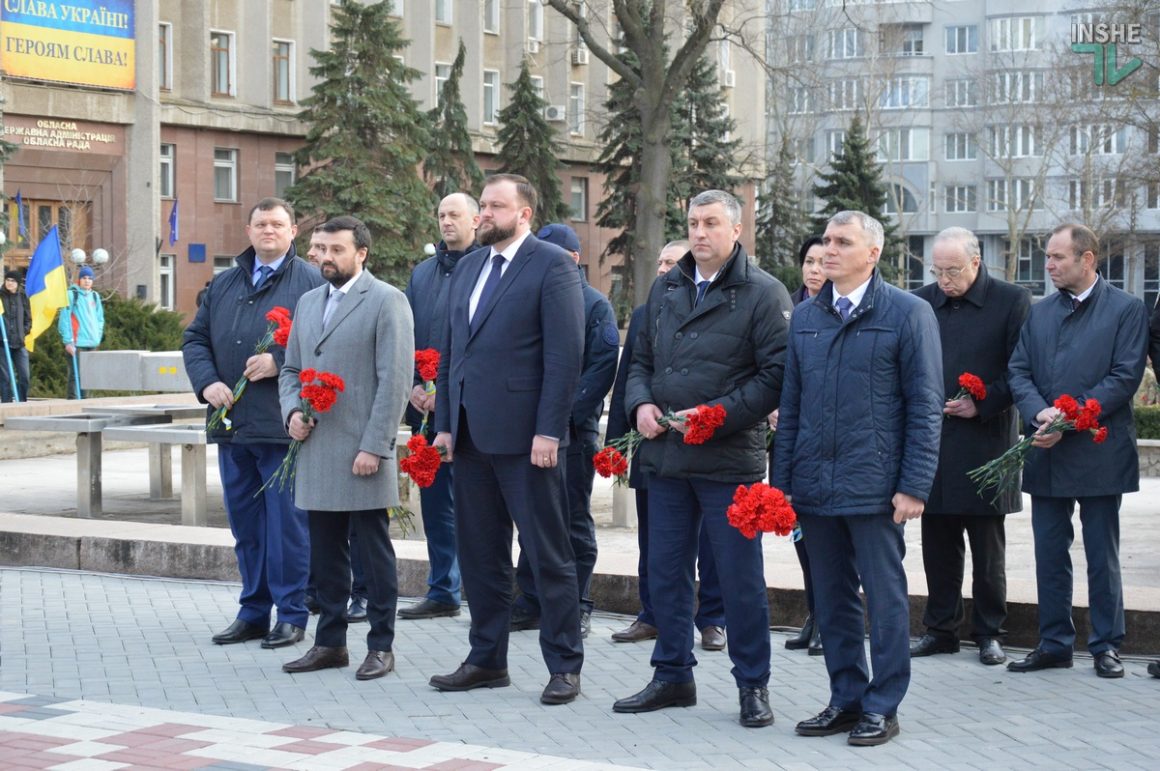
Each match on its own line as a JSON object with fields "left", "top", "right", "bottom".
{"left": 66, "top": 346, "right": 94, "bottom": 399}
{"left": 218, "top": 442, "right": 310, "bottom": 629}
{"left": 801, "top": 512, "right": 909, "bottom": 717}
{"left": 1031, "top": 495, "right": 1124, "bottom": 656}
{"left": 453, "top": 411, "right": 582, "bottom": 674}
{"left": 418, "top": 461, "right": 461, "bottom": 605}
{"left": 0, "top": 346, "right": 29, "bottom": 402}
{"left": 634, "top": 484, "right": 725, "bottom": 629}
{"left": 309, "top": 508, "right": 397, "bottom": 650}
{"left": 306, "top": 521, "right": 367, "bottom": 602}
{"left": 647, "top": 476, "right": 769, "bottom": 687}
{"left": 794, "top": 539, "right": 815, "bottom": 614}
{"left": 514, "top": 437, "right": 599, "bottom": 615}
{"left": 921, "top": 513, "right": 1007, "bottom": 641}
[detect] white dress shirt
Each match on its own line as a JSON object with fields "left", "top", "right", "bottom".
{"left": 469, "top": 229, "right": 532, "bottom": 322}
{"left": 833, "top": 274, "right": 873, "bottom": 315}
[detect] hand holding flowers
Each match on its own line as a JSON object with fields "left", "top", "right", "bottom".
{"left": 594, "top": 404, "right": 728, "bottom": 485}
{"left": 208, "top": 306, "right": 293, "bottom": 431}
{"left": 260, "top": 368, "right": 344, "bottom": 494}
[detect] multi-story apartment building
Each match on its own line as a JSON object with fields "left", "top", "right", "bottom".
{"left": 2, "top": 0, "right": 769, "bottom": 318}
{"left": 766, "top": 0, "right": 1160, "bottom": 305}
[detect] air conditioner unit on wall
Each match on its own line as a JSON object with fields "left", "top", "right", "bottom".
{"left": 572, "top": 47, "right": 589, "bottom": 65}
{"left": 723, "top": 69, "right": 736, "bottom": 88}
{"left": 544, "top": 104, "right": 567, "bottom": 122}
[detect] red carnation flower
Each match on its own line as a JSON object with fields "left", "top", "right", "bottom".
{"left": 683, "top": 404, "right": 727, "bottom": 445}
{"left": 415, "top": 348, "right": 441, "bottom": 383}
{"left": 299, "top": 368, "right": 318, "bottom": 384}
{"left": 265, "top": 306, "right": 291, "bottom": 324}
{"left": 593, "top": 446, "right": 629, "bottom": 482}
{"left": 726, "top": 482, "right": 797, "bottom": 540}
{"left": 1053, "top": 394, "right": 1080, "bottom": 421}
{"left": 957, "top": 372, "right": 987, "bottom": 401}
{"left": 319, "top": 372, "right": 346, "bottom": 392}
{"left": 400, "top": 434, "right": 444, "bottom": 488}
{"left": 1093, "top": 426, "right": 1109, "bottom": 444}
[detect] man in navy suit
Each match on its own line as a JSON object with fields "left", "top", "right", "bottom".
{"left": 428, "top": 174, "right": 586, "bottom": 705}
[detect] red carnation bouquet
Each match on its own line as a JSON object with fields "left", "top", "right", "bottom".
{"left": 951, "top": 371, "right": 987, "bottom": 402}
{"left": 208, "top": 306, "right": 293, "bottom": 431}
{"left": 593, "top": 404, "right": 727, "bottom": 485}
{"left": 726, "top": 482, "right": 797, "bottom": 540}
{"left": 968, "top": 394, "right": 1107, "bottom": 502}
{"left": 400, "top": 434, "right": 445, "bottom": 488}
{"left": 261, "top": 368, "right": 345, "bottom": 493}
{"left": 414, "top": 348, "right": 440, "bottom": 434}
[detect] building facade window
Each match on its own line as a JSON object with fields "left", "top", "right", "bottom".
{"left": 1145, "top": 243, "right": 1160, "bottom": 309}
{"left": 275, "top": 153, "right": 296, "bottom": 197}
{"left": 946, "top": 79, "right": 978, "bottom": 107}
{"left": 387, "top": 0, "right": 403, "bottom": 16}
{"left": 273, "top": 40, "right": 294, "bottom": 104}
{"left": 789, "top": 34, "right": 814, "bottom": 63}
{"left": 945, "top": 132, "right": 977, "bottom": 160}
{"left": 434, "top": 63, "right": 451, "bottom": 101}
{"left": 569, "top": 83, "right": 586, "bottom": 135}
{"left": 160, "top": 144, "right": 175, "bottom": 198}
{"left": 528, "top": 0, "right": 544, "bottom": 44}
{"left": 884, "top": 184, "right": 919, "bottom": 214}
{"left": 826, "top": 28, "right": 864, "bottom": 59}
{"left": 988, "top": 125, "right": 1039, "bottom": 158}
{"left": 828, "top": 78, "right": 863, "bottom": 111}
{"left": 210, "top": 31, "right": 235, "bottom": 97}
{"left": 530, "top": 75, "right": 544, "bottom": 101}
{"left": 435, "top": 0, "right": 452, "bottom": 25}
{"left": 483, "top": 70, "right": 499, "bottom": 124}
{"left": 990, "top": 71, "right": 1043, "bottom": 104}
{"left": 944, "top": 185, "right": 977, "bottom": 213}
{"left": 484, "top": 0, "right": 500, "bottom": 33}
{"left": 570, "top": 177, "right": 588, "bottom": 221}
{"left": 213, "top": 256, "right": 233, "bottom": 275}
{"left": 214, "top": 148, "right": 238, "bottom": 202}
{"left": 159, "top": 23, "right": 173, "bottom": 90}
{"left": 791, "top": 136, "right": 815, "bottom": 165}
{"left": 1070, "top": 124, "right": 1127, "bottom": 155}
{"left": 988, "top": 178, "right": 1038, "bottom": 211}
{"left": 882, "top": 24, "right": 924, "bottom": 56}
{"left": 1012, "top": 237, "right": 1045, "bottom": 286}
{"left": 991, "top": 16, "right": 1038, "bottom": 51}
{"left": 906, "top": 236, "right": 925, "bottom": 290}
{"left": 788, "top": 85, "right": 813, "bottom": 114}
{"left": 879, "top": 76, "right": 929, "bottom": 109}
{"left": 159, "top": 254, "right": 175, "bottom": 310}
{"left": 826, "top": 130, "right": 846, "bottom": 159}
{"left": 877, "top": 127, "right": 930, "bottom": 162}
{"left": 945, "top": 25, "right": 977, "bottom": 54}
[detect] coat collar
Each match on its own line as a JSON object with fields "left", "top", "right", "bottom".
{"left": 668, "top": 242, "right": 751, "bottom": 291}
{"left": 816, "top": 270, "right": 882, "bottom": 322}
{"left": 930, "top": 264, "right": 990, "bottom": 309}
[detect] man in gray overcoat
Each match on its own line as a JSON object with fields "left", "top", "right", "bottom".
{"left": 278, "top": 215, "right": 414, "bottom": 681}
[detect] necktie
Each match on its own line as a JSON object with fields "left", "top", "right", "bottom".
{"left": 1071, "top": 296, "right": 1082, "bottom": 312}
{"left": 836, "top": 296, "right": 853, "bottom": 321}
{"left": 323, "top": 289, "right": 344, "bottom": 327}
{"left": 694, "top": 279, "right": 711, "bottom": 307}
{"left": 254, "top": 265, "right": 273, "bottom": 289}
{"left": 471, "top": 253, "right": 506, "bottom": 332}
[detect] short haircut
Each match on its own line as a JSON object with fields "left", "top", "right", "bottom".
{"left": 1052, "top": 223, "right": 1099, "bottom": 260}
{"left": 797, "top": 235, "right": 824, "bottom": 266}
{"left": 317, "top": 215, "right": 372, "bottom": 253}
{"left": 828, "top": 210, "right": 884, "bottom": 251}
{"left": 689, "top": 190, "right": 741, "bottom": 226}
{"left": 442, "top": 192, "right": 480, "bottom": 216}
{"left": 485, "top": 173, "right": 538, "bottom": 217}
{"left": 249, "top": 197, "right": 295, "bottom": 223}
{"left": 662, "top": 239, "right": 690, "bottom": 253}
{"left": 933, "top": 226, "right": 981, "bottom": 261}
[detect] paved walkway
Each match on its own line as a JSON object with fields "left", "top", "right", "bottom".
{"left": 3, "top": 567, "right": 1160, "bottom": 770}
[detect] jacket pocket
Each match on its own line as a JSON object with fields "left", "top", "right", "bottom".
{"left": 507, "top": 376, "right": 541, "bottom": 391}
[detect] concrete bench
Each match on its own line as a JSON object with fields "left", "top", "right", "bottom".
{"left": 103, "top": 423, "right": 208, "bottom": 527}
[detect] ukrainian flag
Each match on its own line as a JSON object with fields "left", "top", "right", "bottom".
{"left": 24, "top": 225, "right": 69, "bottom": 352}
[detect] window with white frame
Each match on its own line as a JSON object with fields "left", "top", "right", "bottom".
{"left": 718, "top": 39, "right": 732, "bottom": 80}
{"left": 214, "top": 148, "right": 238, "bottom": 202}
{"left": 882, "top": 24, "right": 924, "bottom": 56}
{"left": 944, "top": 185, "right": 977, "bottom": 213}
{"left": 990, "top": 16, "right": 1037, "bottom": 51}
{"left": 159, "top": 22, "right": 173, "bottom": 90}
{"left": 1070, "top": 124, "right": 1127, "bottom": 155}
{"left": 213, "top": 256, "right": 233, "bottom": 275}
{"left": 946, "top": 79, "right": 978, "bottom": 107}
{"left": 877, "top": 127, "right": 930, "bottom": 161}
{"left": 988, "top": 125, "right": 1039, "bottom": 158}
{"left": 1145, "top": 243, "right": 1160, "bottom": 309}
{"left": 484, "top": 0, "right": 500, "bottom": 33}
{"left": 275, "top": 152, "right": 296, "bottom": 197}
{"left": 210, "top": 30, "right": 235, "bottom": 97}
{"left": 788, "top": 85, "right": 812, "bottom": 114}
{"left": 946, "top": 25, "right": 977, "bottom": 54}
{"left": 160, "top": 143, "right": 175, "bottom": 198}
{"left": 945, "top": 132, "right": 977, "bottom": 160}
{"left": 1012, "top": 236, "right": 1045, "bottom": 285}
{"left": 883, "top": 184, "right": 919, "bottom": 214}
{"left": 1104, "top": 247, "right": 1127, "bottom": 290}
{"left": 483, "top": 70, "right": 499, "bottom": 124}
{"left": 879, "top": 77, "right": 929, "bottom": 109}
{"left": 272, "top": 39, "right": 294, "bottom": 104}
{"left": 387, "top": 0, "right": 403, "bottom": 16}
{"left": 792, "top": 136, "right": 815, "bottom": 164}
{"left": 990, "top": 71, "right": 1043, "bottom": 104}
{"left": 570, "top": 177, "right": 588, "bottom": 221}
{"left": 826, "top": 28, "right": 864, "bottom": 59}
{"left": 434, "top": 63, "right": 451, "bottom": 102}
{"left": 435, "top": 0, "right": 452, "bottom": 24}
{"left": 569, "top": 83, "right": 586, "bottom": 134}
{"left": 828, "top": 78, "right": 863, "bottom": 111}
{"left": 529, "top": 75, "right": 544, "bottom": 101}
{"left": 158, "top": 254, "right": 175, "bottom": 310}
{"left": 528, "top": 0, "right": 543, "bottom": 43}
{"left": 789, "top": 34, "right": 814, "bottom": 63}
{"left": 826, "top": 130, "right": 846, "bottom": 159}
{"left": 1148, "top": 181, "right": 1160, "bottom": 209}
{"left": 988, "top": 178, "right": 1038, "bottom": 211}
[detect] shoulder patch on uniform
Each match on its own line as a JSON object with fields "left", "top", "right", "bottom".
{"left": 602, "top": 323, "right": 620, "bottom": 347}
{"left": 782, "top": 310, "right": 792, "bottom": 320}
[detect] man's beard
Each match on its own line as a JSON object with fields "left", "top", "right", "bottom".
{"left": 321, "top": 263, "right": 354, "bottom": 287}
{"left": 477, "top": 220, "right": 516, "bottom": 247}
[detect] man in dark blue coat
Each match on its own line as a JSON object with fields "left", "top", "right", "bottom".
{"left": 910, "top": 228, "right": 1030, "bottom": 667}
{"left": 1006, "top": 223, "right": 1148, "bottom": 679}
{"left": 511, "top": 223, "right": 618, "bottom": 638}
{"left": 428, "top": 174, "right": 585, "bottom": 705}
{"left": 773, "top": 210, "right": 943, "bottom": 746}
{"left": 399, "top": 192, "right": 479, "bottom": 621}
{"left": 182, "top": 197, "right": 325, "bottom": 649}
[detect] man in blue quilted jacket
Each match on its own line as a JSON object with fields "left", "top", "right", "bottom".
{"left": 773, "top": 210, "right": 943, "bottom": 747}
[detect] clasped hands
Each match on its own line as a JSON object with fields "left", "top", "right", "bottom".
{"left": 636, "top": 403, "right": 696, "bottom": 439}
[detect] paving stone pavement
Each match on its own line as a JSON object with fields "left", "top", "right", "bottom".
{"left": 3, "top": 568, "right": 1159, "bottom": 769}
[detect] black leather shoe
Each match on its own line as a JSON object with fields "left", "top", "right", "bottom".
{"left": 212, "top": 619, "right": 268, "bottom": 645}
{"left": 738, "top": 687, "right": 773, "bottom": 727}
{"left": 910, "top": 633, "right": 959, "bottom": 657}
{"left": 785, "top": 614, "right": 814, "bottom": 650}
{"left": 282, "top": 645, "right": 349, "bottom": 673}
{"left": 700, "top": 625, "right": 726, "bottom": 651}
{"left": 807, "top": 622, "right": 823, "bottom": 656}
{"left": 541, "top": 673, "right": 581, "bottom": 704}
{"left": 611, "top": 620, "right": 658, "bottom": 643}
{"left": 848, "top": 713, "right": 900, "bottom": 746}
{"left": 429, "top": 663, "right": 511, "bottom": 691}
{"left": 579, "top": 611, "right": 591, "bottom": 639}
{"left": 1149, "top": 660, "right": 1160, "bottom": 678}
{"left": 510, "top": 608, "right": 540, "bottom": 631}
{"left": 613, "top": 680, "right": 697, "bottom": 713}
{"left": 304, "top": 595, "right": 320, "bottom": 614}
{"left": 978, "top": 638, "right": 1007, "bottom": 666}
{"left": 1007, "top": 647, "right": 1073, "bottom": 672}
{"left": 356, "top": 650, "right": 395, "bottom": 680}
{"left": 1094, "top": 650, "right": 1124, "bottom": 679}
{"left": 345, "top": 596, "right": 368, "bottom": 623}
{"left": 398, "top": 598, "right": 461, "bottom": 620}
{"left": 261, "top": 622, "right": 305, "bottom": 649}
{"left": 795, "top": 706, "right": 863, "bottom": 736}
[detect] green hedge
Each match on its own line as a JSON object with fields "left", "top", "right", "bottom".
{"left": 28, "top": 293, "right": 186, "bottom": 398}
{"left": 1136, "top": 405, "right": 1160, "bottom": 440}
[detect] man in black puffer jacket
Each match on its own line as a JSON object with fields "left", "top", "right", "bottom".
{"left": 183, "top": 197, "right": 325, "bottom": 650}
{"left": 617, "top": 189, "right": 792, "bottom": 729}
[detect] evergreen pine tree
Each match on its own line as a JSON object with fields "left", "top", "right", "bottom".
{"left": 594, "top": 51, "right": 644, "bottom": 265}
{"left": 284, "top": 0, "right": 436, "bottom": 285}
{"left": 812, "top": 114, "right": 903, "bottom": 268}
{"left": 0, "top": 136, "right": 16, "bottom": 255}
{"left": 756, "top": 137, "right": 813, "bottom": 270}
{"left": 424, "top": 39, "right": 485, "bottom": 200}
{"left": 494, "top": 58, "right": 570, "bottom": 227}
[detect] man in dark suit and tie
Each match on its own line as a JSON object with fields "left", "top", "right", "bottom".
{"left": 428, "top": 173, "right": 586, "bottom": 705}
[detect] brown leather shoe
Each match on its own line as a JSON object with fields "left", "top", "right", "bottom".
{"left": 700, "top": 625, "right": 726, "bottom": 651}
{"left": 612, "top": 620, "right": 658, "bottom": 643}
{"left": 282, "top": 645, "right": 349, "bottom": 673}
{"left": 540, "top": 673, "right": 581, "bottom": 705}
{"left": 429, "top": 662, "right": 511, "bottom": 691}
{"left": 355, "top": 650, "right": 394, "bottom": 680}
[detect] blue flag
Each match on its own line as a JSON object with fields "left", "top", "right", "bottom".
{"left": 15, "top": 190, "right": 26, "bottom": 238}
{"left": 168, "top": 198, "right": 179, "bottom": 245}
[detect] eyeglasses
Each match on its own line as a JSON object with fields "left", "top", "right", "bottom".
{"left": 929, "top": 266, "right": 967, "bottom": 280}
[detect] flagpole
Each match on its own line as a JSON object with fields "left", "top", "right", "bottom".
{"left": 0, "top": 312, "right": 18, "bottom": 401}
{"left": 71, "top": 348, "right": 82, "bottom": 400}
